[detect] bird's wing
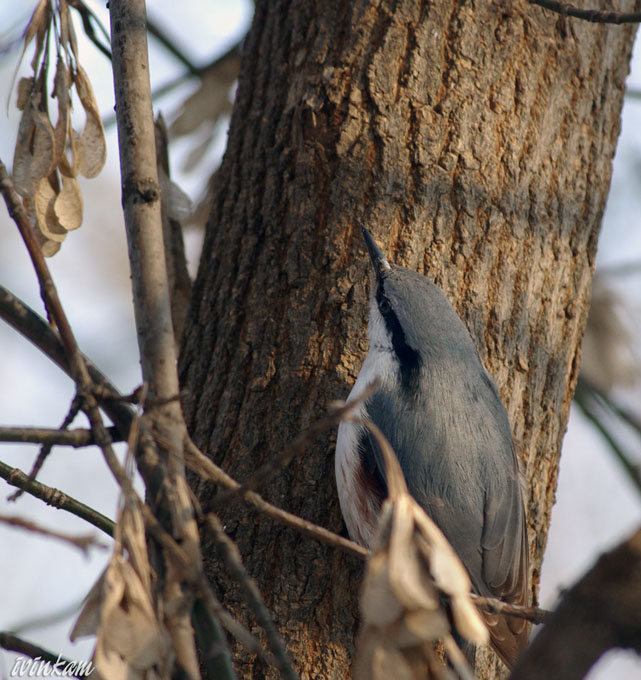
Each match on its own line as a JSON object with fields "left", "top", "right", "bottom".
{"left": 364, "top": 387, "right": 529, "bottom": 668}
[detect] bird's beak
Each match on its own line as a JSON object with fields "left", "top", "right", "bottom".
{"left": 361, "top": 226, "right": 391, "bottom": 278}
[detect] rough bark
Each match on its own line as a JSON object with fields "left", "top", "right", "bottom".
{"left": 179, "top": 2, "right": 638, "bottom": 678}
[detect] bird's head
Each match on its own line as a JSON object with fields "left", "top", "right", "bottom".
{"left": 361, "top": 226, "right": 480, "bottom": 389}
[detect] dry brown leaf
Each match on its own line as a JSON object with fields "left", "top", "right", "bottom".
{"left": 73, "top": 65, "right": 106, "bottom": 178}
{"left": 54, "top": 160, "right": 82, "bottom": 231}
{"left": 72, "top": 492, "right": 168, "bottom": 680}
{"left": 16, "top": 77, "right": 34, "bottom": 111}
{"left": 34, "top": 172, "right": 66, "bottom": 242}
{"left": 52, "top": 57, "right": 71, "bottom": 167}
{"left": 24, "top": 0, "right": 51, "bottom": 72}
{"left": 12, "top": 99, "right": 56, "bottom": 198}
{"left": 72, "top": 555, "right": 167, "bottom": 680}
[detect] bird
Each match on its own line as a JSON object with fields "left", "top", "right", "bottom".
{"left": 335, "top": 226, "right": 529, "bottom": 668}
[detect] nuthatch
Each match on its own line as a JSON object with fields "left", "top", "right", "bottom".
{"left": 336, "top": 226, "right": 529, "bottom": 667}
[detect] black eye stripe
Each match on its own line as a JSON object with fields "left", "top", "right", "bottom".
{"left": 375, "top": 286, "right": 421, "bottom": 390}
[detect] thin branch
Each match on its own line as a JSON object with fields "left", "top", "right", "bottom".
{"left": 0, "top": 285, "right": 137, "bottom": 440}
{"left": 471, "top": 595, "right": 550, "bottom": 625}
{"left": 0, "top": 162, "right": 126, "bottom": 499}
{"left": 574, "top": 379, "right": 641, "bottom": 497}
{"left": 146, "top": 15, "right": 199, "bottom": 76}
{"left": 0, "top": 425, "right": 122, "bottom": 447}
{"left": 184, "top": 437, "right": 368, "bottom": 560}
{"left": 529, "top": 0, "right": 641, "bottom": 23}
{"left": 0, "top": 161, "right": 88, "bottom": 390}
{"left": 109, "top": 3, "right": 201, "bottom": 676}
{"left": 206, "top": 514, "right": 298, "bottom": 680}
{"left": 214, "top": 387, "right": 378, "bottom": 506}
{"left": 8, "top": 394, "right": 85, "bottom": 502}
{"left": 0, "top": 632, "right": 91, "bottom": 680}
{"left": 0, "top": 513, "right": 106, "bottom": 553}
{"left": 0, "top": 459, "right": 115, "bottom": 537}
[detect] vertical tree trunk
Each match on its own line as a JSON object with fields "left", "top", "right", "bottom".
{"left": 179, "top": 2, "right": 638, "bottom": 677}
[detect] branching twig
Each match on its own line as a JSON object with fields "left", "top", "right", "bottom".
{"left": 574, "top": 378, "right": 641, "bottom": 497}
{"left": 0, "top": 513, "right": 106, "bottom": 553}
{"left": 8, "top": 394, "right": 85, "bottom": 502}
{"left": 471, "top": 595, "right": 550, "bottom": 625}
{"left": 184, "top": 437, "right": 368, "bottom": 560}
{"left": 0, "top": 459, "right": 115, "bottom": 537}
{"left": 0, "top": 425, "right": 122, "bottom": 447}
{"left": 529, "top": 0, "right": 641, "bottom": 23}
{"left": 109, "top": 2, "right": 201, "bottom": 675}
{"left": 214, "top": 387, "right": 378, "bottom": 506}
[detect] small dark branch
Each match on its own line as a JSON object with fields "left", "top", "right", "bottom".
{"left": 0, "top": 285, "right": 136, "bottom": 440}
{"left": 155, "top": 114, "right": 191, "bottom": 344}
{"left": 574, "top": 378, "right": 641, "bottom": 497}
{"left": 215, "top": 387, "right": 378, "bottom": 506}
{"left": 0, "top": 425, "right": 122, "bottom": 447}
{"left": 528, "top": 0, "right": 641, "bottom": 23}
{"left": 8, "top": 394, "right": 84, "bottom": 502}
{"left": 0, "top": 161, "right": 87, "bottom": 388}
{"left": 471, "top": 595, "right": 550, "bottom": 625}
{"left": 146, "top": 15, "right": 199, "bottom": 76}
{"left": 0, "top": 459, "right": 115, "bottom": 537}
{"left": 0, "top": 513, "right": 106, "bottom": 553}
{"left": 185, "top": 437, "right": 368, "bottom": 561}
{"left": 68, "top": 0, "right": 112, "bottom": 59}
{"left": 510, "top": 528, "right": 641, "bottom": 680}
{"left": 206, "top": 514, "right": 298, "bottom": 680}
{"left": 0, "top": 632, "right": 90, "bottom": 680}
{"left": 191, "top": 597, "right": 237, "bottom": 680}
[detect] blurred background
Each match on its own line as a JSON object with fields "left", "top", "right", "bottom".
{"left": 0, "top": 2, "right": 639, "bottom": 678}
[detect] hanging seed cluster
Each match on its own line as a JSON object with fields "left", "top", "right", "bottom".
{"left": 12, "top": 0, "right": 107, "bottom": 256}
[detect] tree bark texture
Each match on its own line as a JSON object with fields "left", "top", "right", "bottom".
{"left": 179, "top": 2, "right": 638, "bottom": 678}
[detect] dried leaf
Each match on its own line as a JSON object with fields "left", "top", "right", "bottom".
{"left": 388, "top": 496, "right": 439, "bottom": 611}
{"left": 16, "top": 77, "right": 34, "bottom": 111}
{"left": 54, "top": 160, "right": 82, "bottom": 231}
{"left": 72, "top": 555, "right": 167, "bottom": 680}
{"left": 360, "top": 550, "right": 404, "bottom": 628}
{"left": 34, "top": 172, "right": 66, "bottom": 242}
{"left": 396, "top": 608, "right": 449, "bottom": 647}
{"left": 73, "top": 65, "right": 106, "bottom": 178}
{"left": 52, "top": 57, "right": 71, "bottom": 167}
{"left": 12, "top": 100, "right": 56, "bottom": 197}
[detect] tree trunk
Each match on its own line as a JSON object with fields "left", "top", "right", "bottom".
{"left": 179, "top": 2, "right": 638, "bottom": 678}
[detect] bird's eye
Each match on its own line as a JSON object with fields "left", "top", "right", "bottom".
{"left": 379, "top": 298, "right": 391, "bottom": 314}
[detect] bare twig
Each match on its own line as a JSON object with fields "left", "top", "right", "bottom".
{"left": 184, "top": 437, "right": 368, "bottom": 560}
{"left": 0, "top": 632, "right": 91, "bottom": 680}
{"left": 0, "top": 425, "right": 122, "bottom": 447}
{"left": 206, "top": 514, "right": 298, "bottom": 680}
{"left": 574, "top": 378, "right": 641, "bottom": 497}
{"left": 214, "top": 386, "right": 378, "bottom": 506}
{"left": 0, "top": 286, "right": 135, "bottom": 439}
{"left": 529, "top": 0, "right": 641, "bottom": 23}
{"left": 0, "top": 162, "right": 127, "bottom": 501}
{"left": 0, "top": 459, "right": 115, "bottom": 537}
{"left": 109, "top": 2, "right": 201, "bottom": 675}
{"left": 8, "top": 394, "right": 85, "bottom": 502}
{"left": 0, "top": 513, "right": 106, "bottom": 553}
{"left": 471, "top": 595, "right": 550, "bottom": 625}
